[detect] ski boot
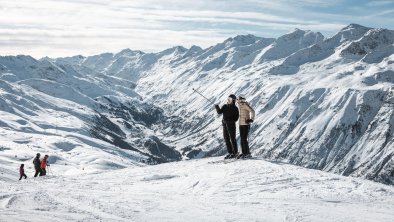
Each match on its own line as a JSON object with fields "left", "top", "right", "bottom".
{"left": 243, "top": 153, "right": 252, "bottom": 159}
{"left": 236, "top": 153, "right": 244, "bottom": 159}
{"left": 224, "top": 153, "right": 232, "bottom": 159}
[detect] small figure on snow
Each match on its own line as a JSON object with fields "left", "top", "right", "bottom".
{"left": 215, "top": 94, "right": 239, "bottom": 159}
{"left": 40, "top": 155, "right": 50, "bottom": 176}
{"left": 19, "top": 164, "right": 27, "bottom": 180}
{"left": 33, "top": 153, "right": 42, "bottom": 177}
{"left": 236, "top": 95, "right": 255, "bottom": 159}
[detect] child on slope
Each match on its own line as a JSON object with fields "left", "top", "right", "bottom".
{"left": 19, "top": 164, "right": 27, "bottom": 180}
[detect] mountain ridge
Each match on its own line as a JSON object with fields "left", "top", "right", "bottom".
{"left": 1, "top": 24, "right": 393, "bottom": 185}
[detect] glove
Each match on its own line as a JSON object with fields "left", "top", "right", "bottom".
{"left": 215, "top": 105, "right": 219, "bottom": 109}
{"left": 246, "top": 119, "right": 254, "bottom": 124}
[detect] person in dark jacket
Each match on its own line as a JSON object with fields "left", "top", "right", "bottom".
{"left": 33, "top": 153, "right": 42, "bottom": 177}
{"left": 215, "top": 94, "right": 239, "bottom": 159}
{"left": 19, "top": 164, "right": 27, "bottom": 180}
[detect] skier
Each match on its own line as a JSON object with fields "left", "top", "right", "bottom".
{"left": 19, "top": 164, "right": 27, "bottom": 180}
{"left": 33, "top": 153, "right": 42, "bottom": 177}
{"left": 40, "top": 155, "right": 50, "bottom": 176}
{"left": 237, "top": 95, "right": 255, "bottom": 159}
{"left": 215, "top": 94, "right": 239, "bottom": 159}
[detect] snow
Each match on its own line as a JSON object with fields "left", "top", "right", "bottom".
{"left": 1, "top": 157, "right": 393, "bottom": 222}
{"left": 1, "top": 23, "right": 394, "bottom": 221}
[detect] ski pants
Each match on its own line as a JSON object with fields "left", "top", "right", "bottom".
{"left": 19, "top": 173, "right": 27, "bottom": 180}
{"left": 34, "top": 168, "right": 42, "bottom": 177}
{"left": 222, "top": 121, "right": 238, "bottom": 154}
{"left": 40, "top": 168, "right": 46, "bottom": 176}
{"left": 240, "top": 125, "right": 251, "bottom": 155}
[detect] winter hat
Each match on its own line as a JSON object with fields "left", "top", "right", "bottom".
{"left": 229, "top": 94, "right": 236, "bottom": 100}
{"left": 36, "top": 153, "right": 41, "bottom": 156}
{"left": 238, "top": 94, "right": 246, "bottom": 100}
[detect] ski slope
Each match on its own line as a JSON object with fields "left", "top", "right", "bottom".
{"left": 1, "top": 157, "right": 393, "bottom": 222}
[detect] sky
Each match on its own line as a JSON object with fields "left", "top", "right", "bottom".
{"left": 0, "top": 0, "right": 393, "bottom": 58}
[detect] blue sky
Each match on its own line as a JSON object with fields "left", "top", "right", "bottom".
{"left": 1, "top": 0, "right": 393, "bottom": 58}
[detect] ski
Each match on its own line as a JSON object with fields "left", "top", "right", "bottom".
{"left": 208, "top": 156, "right": 258, "bottom": 164}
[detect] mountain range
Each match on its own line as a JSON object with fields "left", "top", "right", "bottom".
{"left": 0, "top": 24, "right": 393, "bottom": 185}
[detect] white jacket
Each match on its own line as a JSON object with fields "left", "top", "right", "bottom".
{"left": 237, "top": 101, "right": 255, "bottom": 125}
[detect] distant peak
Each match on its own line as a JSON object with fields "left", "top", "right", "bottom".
{"left": 235, "top": 34, "right": 257, "bottom": 39}
{"left": 119, "top": 48, "right": 133, "bottom": 54}
{"left": 0, "top": 55, "right": 36, "bottom": 63}
{"left": 175, "top": 46, "right": 189, "bottom": 53}
{"left": 157, "top": 46, "right": 188, "bottom": 55}
{"left": 189, "top": 45, "right": 202, "bottom": 52}
{"left": 292, "top": 28, "right": 303, "bottom": 32}
{"left": 223, "top": 34, "right": 260, "bottom": 47}
{"left": 290, "top": 28, "right": 307, "bottom": 34}
{"left": 341, "top": 24, "right": 370, "bottom": 31}
{"left": 278, "top": 28, "right": 312, "bottom": 41}
{"left": 116, "top": 48, "right": 144, "bottom": 57}
{"left": 226, "top": 34, "right": 258, "bottom": 42}
{"left": 174, "top": 46, "right": 187, "bottom": 51}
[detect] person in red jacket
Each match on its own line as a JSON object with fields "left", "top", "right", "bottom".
{"left": 40, "top": 155, "right": 50, "bottom": 176}
{"left": 19, "top": 164, "right": 27, "bottom": 180}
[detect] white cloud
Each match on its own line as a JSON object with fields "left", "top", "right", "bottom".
{"left": 0, "top": 0, "right": 392, "bottom": 58}
{"left": 365, "top": 0, "right": 394, "bottom": 7}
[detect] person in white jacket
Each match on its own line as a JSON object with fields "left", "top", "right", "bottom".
{"left": 236, "top": 95, "right": 255, "bottom": 158}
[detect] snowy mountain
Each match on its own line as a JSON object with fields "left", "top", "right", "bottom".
{"left": 44, "top": 24, "right": 394, "bottom": 185}
{"left": 0, "top": 24, "right": 393, "bottom": 187}
{"left": 0, "top": 54, "right": 183, "bottom": 182}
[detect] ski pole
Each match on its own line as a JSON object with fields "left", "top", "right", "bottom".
{"left": 248, "top": 124, "right": 255, "bottom": 151}
{"left": 47, "top": 165, "right": 52, "bottom": 175}
{"left": 192, "top": 88, "right": 216, "bottom": 105}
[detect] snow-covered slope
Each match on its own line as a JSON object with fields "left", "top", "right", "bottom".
{"left": 1, "top": 157, "right": 393, "bottom": 221}
{"left": 0, "top": 55, "right": 182, "bottom": 181}
{"left": 50, "top": 24, "right": 394, "bottom": 185}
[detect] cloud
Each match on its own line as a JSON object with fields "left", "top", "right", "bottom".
{"left": 365, "top": 0, "right": 394, "bottom": 7}
{"left": 0, "top": 0, "right": 392, "bottom": 58}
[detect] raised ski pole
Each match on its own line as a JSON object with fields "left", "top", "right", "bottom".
{"left": 192, "top": 88, "right": 232, "bottom": 157}
{"left": 192, "top": 88, "right": 216, "bottom": 105}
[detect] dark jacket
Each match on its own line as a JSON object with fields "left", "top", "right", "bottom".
{"left": 215, "top": 103, "right": 239, "bottom": 122}
{"left": 33, "top": 157, "right": 41, "bottom": 169}
{"left": 19, "top": 166, "right": 24, "bottom": 175}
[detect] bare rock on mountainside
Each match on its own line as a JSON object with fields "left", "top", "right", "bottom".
{"left": 1, "top": 24, "right": 393, "bottom": 185}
